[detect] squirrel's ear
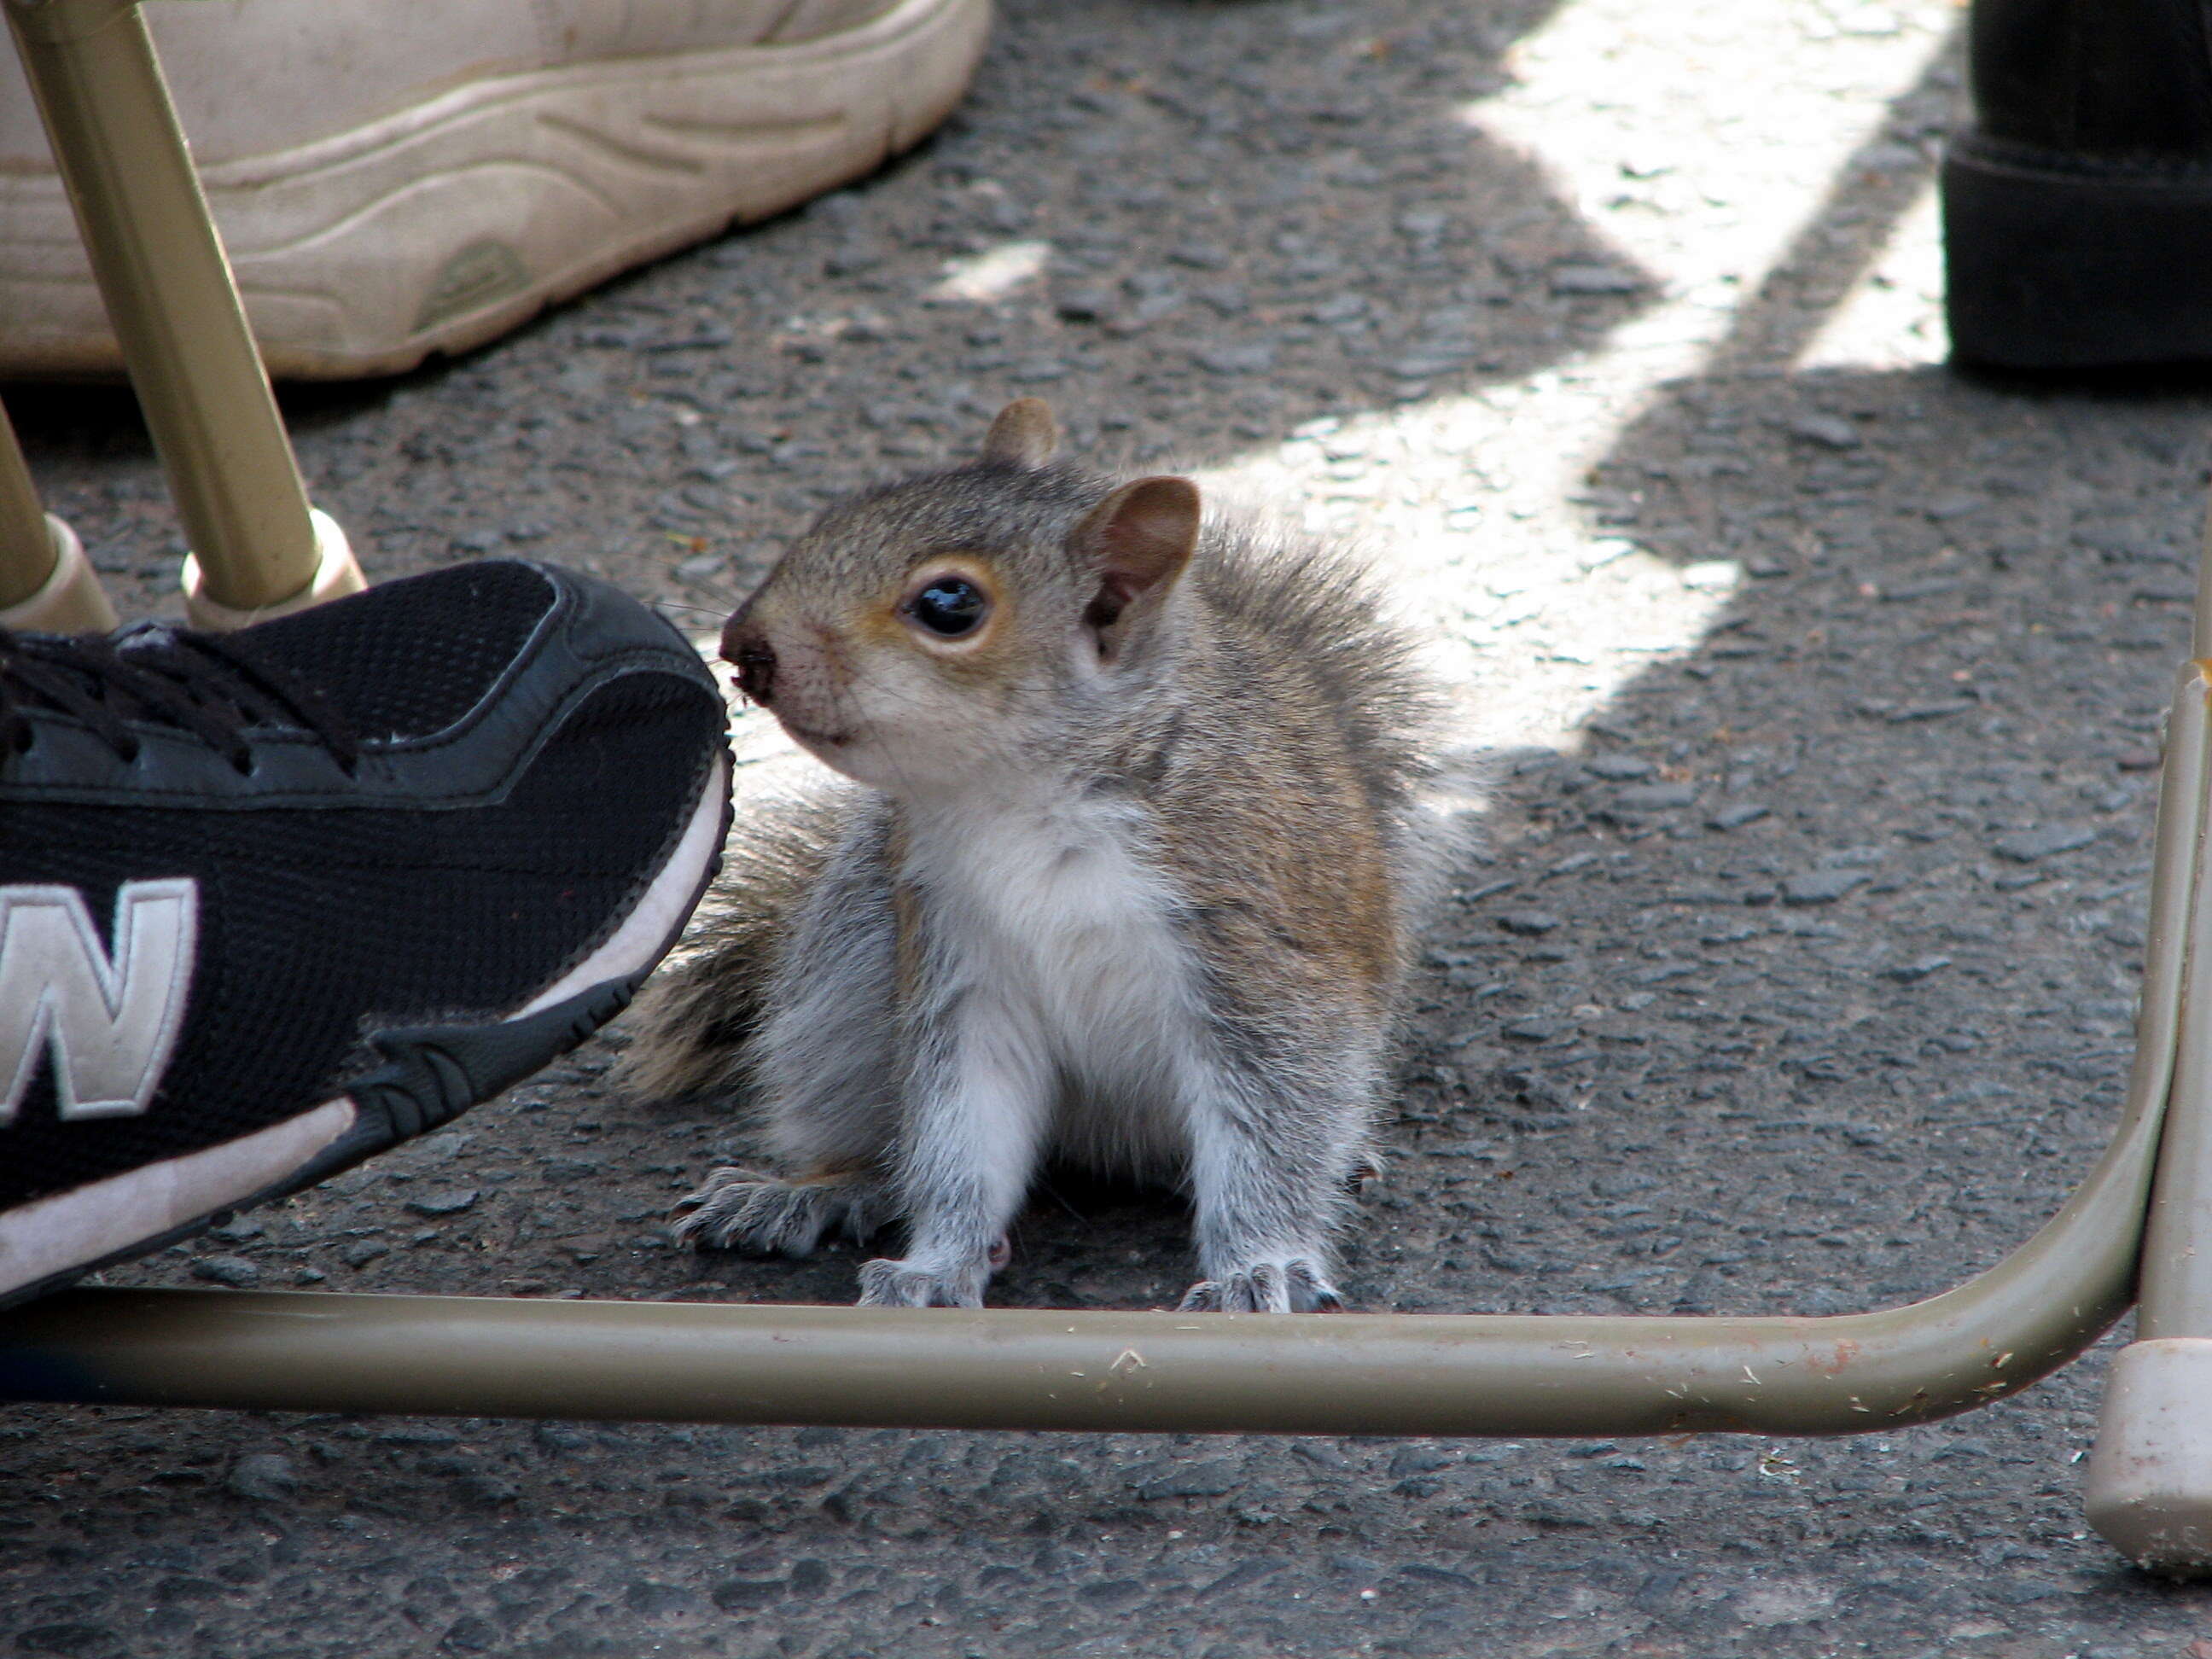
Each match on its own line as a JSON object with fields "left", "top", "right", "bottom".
{"left": 981, "top": 398, "right": 1060, "bottom": 468}
{"left": 1072, "top": 475, "right": 1201, "bottom": 661}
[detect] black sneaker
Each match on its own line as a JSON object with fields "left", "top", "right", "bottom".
{"left": 0, "top": 561, "right": 730, "bottom": 1307}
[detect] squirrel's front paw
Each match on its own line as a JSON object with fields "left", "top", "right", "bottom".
{"left": 856, "top": 1255, "right": 986, "bottom": 1308}
{"left": 671, "top": 1166, "right": 876, "bottom": 1258}
{"left": 1179, "top": 1257, "right": 1345, "bottom": 1314}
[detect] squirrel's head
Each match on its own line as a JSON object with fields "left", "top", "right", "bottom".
{"left": 720, "top": 399, "right": 1202, "bottom": 796}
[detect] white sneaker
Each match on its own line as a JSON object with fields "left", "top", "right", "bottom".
{"left": 0, "top": 0, "right": 989, "bottom": 379}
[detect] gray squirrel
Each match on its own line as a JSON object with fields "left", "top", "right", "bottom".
{"left": 620, "top": 398, "right": 1443, "bottom": 1312}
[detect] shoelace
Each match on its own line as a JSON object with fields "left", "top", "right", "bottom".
{"left": 0, "top": 622, "right": 361, "bottom": 774}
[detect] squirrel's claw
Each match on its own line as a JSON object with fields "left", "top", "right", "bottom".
{"left": 1179, "top": 1258, "right": 1345, "bottom": 1314}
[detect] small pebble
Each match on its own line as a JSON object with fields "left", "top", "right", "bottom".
{"left": 1130, "top": 1457, "right": 1241, "bottom": 1499}
{"left": 1192, "top": 343, "right": 1275, "bottom": 375}
{"left": 1883, "top": 955, "right": 1952, "bottom": 983}
{"left": 1708, "top": 802, "right": 1771, "bottom": 831}
{"left": 1887, "top": 700, "right": 1977, "bottom": 723}
{"left": 1787, "top": 412, "right": 1860, "bottom": 449}
{"left": 225, "top": 1452, "right": 298, "bottom": 1502}
{"left": 191, "top": 1255, "right": 261, "bottom": 1289}
{"left": 1502, "top": 1017, "right": 1575, "bottom": 1044}
{"left": 1550, "top": 263, "right": 1642, "bottom": 296}
{"left": 1583, "top": 755, "right": 1656, "bottom": 780}
{"left": 405, "top": 1188, "right": 480, "bottom": 1218}
{"left": 442, "top": 1616, "right": 497, "bottom": 1653}
{"left": 1615, "top": 783, "right": 1697, "bottom": 812}
{"left": 1498, "top": 911, "right": 1562, "bottom": 935}
{"left": 713, "top": 1577, "right": 789, "bottom": 1613}
{"left": 1924, "top": 492, "right": 1987, "bottom": 522}
{"left": 1992, "top": 823, "right": 2097, "bottom": 863}
{"left": 1781, "top": 869, "right": 1866, "bottom": 905}
{"left": 1388, "top": 352, "right": 1469, "bottom": 380}
{"left": 1388, "top": 1445, "right": 1455, "bottom": 1476}
{"left": 1877, "top": 578, "right": 1960, "bottom": 602}
{"left": 375, "top": 1425, "right": 460, "bottom": 1447}
{"left": 1167, "top": 243, "right": 1229, "bottom": 270}
{"left": 1055, "top": 286, "right": 1113, "bottom": 322}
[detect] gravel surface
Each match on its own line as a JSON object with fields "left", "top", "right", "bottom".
{"left": 9, "top": 0, "right": 2212, "bottom": 1653}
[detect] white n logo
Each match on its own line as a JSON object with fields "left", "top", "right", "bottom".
{"left": 0, "top": 879, "right": 197, "bottom": 1122}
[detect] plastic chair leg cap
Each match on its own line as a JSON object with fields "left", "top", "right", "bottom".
{"left": 2087, "top": 1338, "right": 2212, "bottom": 1574}
{"left": 181, "top": 509, "right": 365, "bottom": 631}
{"left": 0, "top": 515, "right": 118, "bottom": 634}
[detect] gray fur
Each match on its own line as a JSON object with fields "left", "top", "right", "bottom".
{"left": 614, "top": 788, "right": 851, "bottom": 1103}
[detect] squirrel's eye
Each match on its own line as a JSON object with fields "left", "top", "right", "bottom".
{"left": 907, "top": 578, "right": 988, "bottom": 638}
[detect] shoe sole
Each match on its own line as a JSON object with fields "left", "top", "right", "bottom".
{"left": 1945, "top": 137, "right": 2212, "bottom": 370}
{"left": 0, "top": 0, "right": 989, "bottom": 380}
{"left": 0, "top": 752, "right": 731, "bottom": 1310}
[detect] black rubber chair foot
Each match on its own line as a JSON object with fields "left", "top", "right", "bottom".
{"left": 1944, "top": 138, "right": 2212, "bottom": 370}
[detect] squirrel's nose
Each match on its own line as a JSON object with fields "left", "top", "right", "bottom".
{"left": 721, "top": 615, "right": 777, "bottom": 707}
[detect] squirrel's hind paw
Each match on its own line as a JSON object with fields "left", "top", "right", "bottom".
{"left": 1179, "top": 1258, "right": 1345, "bottom": 1314}
{"left": 670, "top": 1166, "right": 876, "bottom": 1258}
{"left": 856, "top": 1255, "right": 987, "bottom": 1308}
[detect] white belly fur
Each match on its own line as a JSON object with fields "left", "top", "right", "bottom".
{"left": 903, "top": 791, "right": 1199, "bottom": 1179}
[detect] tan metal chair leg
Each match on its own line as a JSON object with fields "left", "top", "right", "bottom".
{"left": 2, "top": 0, "right": 363, "bottom": 627}
{"left": 0, "top": 394, "right": 114, "bottom": 634}
{"left": 2083, "top": 527, "right": 2212, "bottom": 1572}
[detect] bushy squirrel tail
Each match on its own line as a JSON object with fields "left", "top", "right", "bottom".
{"left": 613, "top": 787, "right": 846, "bottom": 1102}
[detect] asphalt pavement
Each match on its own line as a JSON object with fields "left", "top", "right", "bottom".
{"left": 9, "top": 0, "right": 2212, "bottom": 1654}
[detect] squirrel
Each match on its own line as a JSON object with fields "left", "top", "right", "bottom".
{"left": 619, "top": 398, "right": 1444, "bottom": 1313}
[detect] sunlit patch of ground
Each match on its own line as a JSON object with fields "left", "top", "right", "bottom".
{"left": 1196, "top": 0, "right": 1959, "bottom": 757}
